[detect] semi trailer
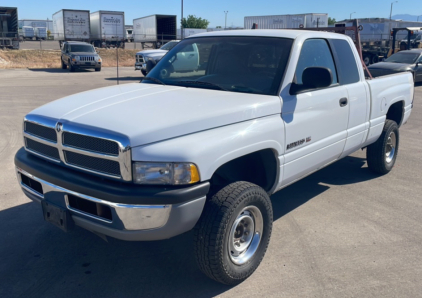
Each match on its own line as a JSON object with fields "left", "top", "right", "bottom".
{"left": 133, "top": 15, "right": 177, "bottom": 49}
{"left": 0, "top": 6, "right": 19, "bottom": 49}
{"left": 52, "top": 9, "right": 90, "bottom": 47}
{"left": 90, "top": 11, "right": 125, "bottom": 48}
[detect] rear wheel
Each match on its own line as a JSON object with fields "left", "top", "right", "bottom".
{"left": 366, "top": 120, "right": 399, "bottom": 174}
{"left": 371, "top": 55, "right": 379, "bottom": 64}
{"left": 194, "top": 181, "right": 273, "bottom": 285}
{"left": 363, "top": 55, "right": 371, "bottom": 66}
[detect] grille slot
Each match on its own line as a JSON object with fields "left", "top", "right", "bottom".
{"left": 63, "top": 132, "right": 119, "bottom": 155}
{"left": 64, "top": 150, "right": 121, "bottom": 176}
{"left": 25, "top": 137, "right": 60, "bottom": 160}
{"left": 25, "top": 122, "right": 57, "bottom": 142}
{"left": 21, "top": 173, "right": 44, "bottom": 195}
{"left": 67, "top": 194, "right": 112, "bottom": 221}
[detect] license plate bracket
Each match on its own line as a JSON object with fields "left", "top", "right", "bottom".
{"left": 41, "top": 200, "right": 74, "bottom": 232}
{"left": 85, "top": 62, "right": 91, "bottom": 65}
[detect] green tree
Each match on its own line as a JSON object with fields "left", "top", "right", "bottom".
{"left": 216, "top": 26, "right": 222, "bottom": 28}
{"left": 328, "top": 17, "right": 336, "bottom": 25}
{"left": 181, "top": 15, "right": 210, "bottom": 29}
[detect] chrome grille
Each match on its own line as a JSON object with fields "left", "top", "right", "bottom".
{"left": 63, "top": 132, "right": 119, "bottom": 156}
{"left": 23, "top": 116, "right": 131, "bottom": 181}
{"left": 64, "top": 151, "right": 121, "bottom": 176}
{"left": 80, "top": 56, "right": 95, "bottom": 62}
{"left": 25, "top": 137, "right": 60, "bottom": 160}
{"left": 25, "top": 122, "right": 57, "bottom": 142}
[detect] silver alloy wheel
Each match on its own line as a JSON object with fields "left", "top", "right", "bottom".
{"left": 228, "top": 206, "right": 263, "bottom": 265}
{"left": 385, "top": 131, "right": 396, "bottom": 163}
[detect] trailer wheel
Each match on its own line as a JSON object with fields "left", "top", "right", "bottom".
{"left": 363, "top": 55, "right": 371, "bottom": 66}
{"left": 371, "top": 55, "right": 379, "bottom": 64}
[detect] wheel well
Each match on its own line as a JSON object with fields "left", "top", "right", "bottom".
{"left": 386, "top": 101, "right": 404, "bottom": 127}
{"left": 209, "top": 149, "right": 278, "bottom": 195}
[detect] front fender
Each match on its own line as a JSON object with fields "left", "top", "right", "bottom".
{"left": 131, "top": 115, "right": 285, "bottom": 181}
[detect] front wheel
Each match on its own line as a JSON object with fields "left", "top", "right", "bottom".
{"left": 141, "top": 69, "right": 147, "bottom": 76}
{"left": 61, "top": 58, "right": 67, "bottom": 69}
{"left": 366, "top": 119, "right": 399, "bottom": 174}
{"left": 194, "top": 182, "right": 273, "bottom": 285}
{"left": 95, "top": 67, "right": 101, "bottom": 72}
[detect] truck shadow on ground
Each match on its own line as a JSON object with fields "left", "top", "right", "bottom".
{"left": 27, "top": 68, "right": 97, "bottom": 73}
{"left": 0, "top": 156, "right": 378, "bottom": 298}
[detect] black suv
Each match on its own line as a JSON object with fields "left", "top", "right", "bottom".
{"left": 61, "top": 41, "right": 102, "bottom": 72}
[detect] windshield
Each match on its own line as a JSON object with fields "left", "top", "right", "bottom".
{"left": 144, "top": 36, "right": 293, "bottom": 95}
{"left": 160, "top": 41, "right": 179, "bottom": 51}
{"left": 384, "top": 52, "right": 420, "bottom": 64}
{"left": 69, "top": 45, "right": 95, "bottom": 53}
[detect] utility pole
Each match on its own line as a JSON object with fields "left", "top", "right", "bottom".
{"left": 350, "top": 12, "right": 356, "bottom": 20}
{"left": 418, "top": 15, "right": 422, "bottom": 22}
{"left": 224, "top": 11, "right": 228, "bottom": 29}
{"left": 390, "top": 1, "right": 398, "bottom": 20}
{"left": 181, "top": 0, "right": 184, "bottom": 39}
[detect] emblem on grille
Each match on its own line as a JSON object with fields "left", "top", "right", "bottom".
{"left": 56, "top": 122, "right": 63, "bottom": 132}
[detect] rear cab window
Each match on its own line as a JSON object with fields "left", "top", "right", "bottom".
{"left": 330, "top": 39, "right": 360, "bottom": 85}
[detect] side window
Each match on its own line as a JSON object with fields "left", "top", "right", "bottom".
{"left": 418, "top": 55, "right": 422, "bottom": 63}
{"left": 295, "top": 39, "right": 338, "bottom": 85}
{"left": 330, "top": 39, "right": 360, "bottom": 85}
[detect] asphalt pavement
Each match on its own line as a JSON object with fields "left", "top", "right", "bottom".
{"left": 0, "top": 67, "right": 421, "bottom": 298}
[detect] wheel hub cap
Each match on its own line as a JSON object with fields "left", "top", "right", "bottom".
{"left": 229, "top": 206, "right": 263, "bottom": 265}
{"left": 385, "top": 131, "right": 396, "bottom": 163}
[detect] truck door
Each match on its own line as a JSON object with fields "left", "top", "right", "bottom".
{"left": 280, "top": 38, "right": 350, "bottom": 186}
{"left": 172, "top": 43, "right": 199, "bottom": 72}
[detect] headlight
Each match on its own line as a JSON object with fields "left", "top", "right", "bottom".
{"left": 133, "top": 162, "right": 200, "bottom": 185}
{"left": 75, "top": 56, "right": 80, "bottom": 61}
{"left": 95, "top": 56, "right": 101, "bottom": 62}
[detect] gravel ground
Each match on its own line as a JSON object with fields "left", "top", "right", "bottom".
{"left": 0, "top": 68, "right": 421, "bottom": 298}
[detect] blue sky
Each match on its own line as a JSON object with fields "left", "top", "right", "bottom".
{"left": 4, "top": 0, "right": 420, "bottom": 27}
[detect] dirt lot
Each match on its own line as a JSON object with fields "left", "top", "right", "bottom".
{"left": 0, "top": 48, "right": 139, "bottom": 69}
{"left": 0, "top": 68, "right": 421, "bottom": 298}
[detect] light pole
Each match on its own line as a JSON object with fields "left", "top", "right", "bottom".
{"left": 418, "top": 15, "right": 422, "bottom": 22}
{"left": 181, "top": 0, "right": 184, "bottom": 39}
{"left": 224, "top": 11, "right": 228, "bottom": 29}
{"left": 390, "top": 1, "right": 398, "bottom": 20}
{"left": 350, "top": 12, "right": 356, "bottom": 20}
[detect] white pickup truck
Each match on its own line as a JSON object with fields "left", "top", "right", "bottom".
{"left": 15, "top": 30, "right": 413, "bottom": 285}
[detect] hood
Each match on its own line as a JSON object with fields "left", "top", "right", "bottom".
{"left": 368, "top": 62, "right": 413, "bottom": 70}
{"left": 28, "top": 83, "right": 280, "bottom": 147}
{"left": 70, "top": 52, "right": 99, "bottom": 56}
{"left": 136, "top": 49, "right": 168, "bottom": 58}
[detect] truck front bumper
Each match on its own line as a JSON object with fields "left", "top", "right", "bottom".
{"left": 15, "top": 148, "right": 209, "bottom": 241}
{"left": 135, "top": 62, "right": 146, "bottom": 70}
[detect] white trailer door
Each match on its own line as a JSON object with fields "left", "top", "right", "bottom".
{"left": 100, "top": 14, "right": 124, "bottom": 41}
{"left": 63, "top": 11, "right": 90, "bottom": 39}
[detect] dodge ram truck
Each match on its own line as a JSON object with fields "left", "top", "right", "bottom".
{"left": 15, "top": 30, "right": 414, "bottom": 285}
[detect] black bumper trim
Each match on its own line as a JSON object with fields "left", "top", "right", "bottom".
{"left": 15, "top": 147, "right": 210, "bottom": 205}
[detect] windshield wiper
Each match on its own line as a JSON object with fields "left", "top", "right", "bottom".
{"left": 177, "top": 80, "right": 227, "bottom": 91}
{"left": 140, "top": 76, "right": 166, "bottom": 85}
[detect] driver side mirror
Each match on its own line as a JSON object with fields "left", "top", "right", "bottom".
{"left": 290, "top": 67, "right": 333, "bottom": 95}
{"left": 146, "top": 59, "right": 157, "bottom": 74}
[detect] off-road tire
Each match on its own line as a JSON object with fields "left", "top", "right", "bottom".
{"left": 367, "top": 119, "right": 399, "bottom": 174}
{"left": 69, "top": 61, "right": 75, "bottom": 72}
{"left": 95, "top": 67, "right": 101, "bottom": 72}
{"left": 194, "top": 181, "right": 273, "bottom": 285}
{"left": 61, "top": 58, "right": 67, "bottom": 69}
{"left": 141, "top": 69, "right": 147, "bottom": 76}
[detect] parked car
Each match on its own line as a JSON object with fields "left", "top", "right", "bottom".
{"left": 135, "top": 40, "right": 180, "bottom": 76}
{"left": 368, "top": 49, "right": 422, "bottom": 82}
{"left": 61, "top": 41, "right": 102, "bottom": 72}
{"left": 16, "top": 30, "right": 413, "bottom": 285}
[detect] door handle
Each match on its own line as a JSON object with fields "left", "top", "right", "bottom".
{"left": 339, "top": 97, "right": 348, "bottom": 107}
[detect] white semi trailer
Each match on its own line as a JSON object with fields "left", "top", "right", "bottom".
{"left": 133, "top": 15, "right": 177, "bottom": 49}
{"left": 244, "top": 13, "right": 328, "bottom": 29}
{"left": 52, "top": 9, "right": 90, "bottom": 47}
{"left": 90, "top": 11, "right": 125, "bottom": 48}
